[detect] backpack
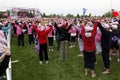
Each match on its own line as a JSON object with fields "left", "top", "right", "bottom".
{"left": 112, "top": 36, "right": 118, "bottom": 42}
{"left": 57, "top": 33, "right": 65, "bottom": 41}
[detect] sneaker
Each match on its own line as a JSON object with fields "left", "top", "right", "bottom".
{"left": 94, "top": 62, "right": 97, "bottom": 65}
{"left": 69, "top": 46, "right": 73, "bottom": 48}
{"left": 92, "top": 73, "right": 96, "bottom": 78}
{"left": 109, "top": 57, "right": 112, "bottom": 61}
{"left": 78, "top": 54, "right": 83, "bottom": 57}
{"left": 91, "top": 71, "right": 96, "bottom": 78}
{"left": 46, "top": 61, "right": 49, "bottom": 64}
{"left": 102, "top": 70, "right": 110, "bottom": 75}
{"left": 58, "top": 58, "right": 62, "bottom": 60}
{"left": 51, "top": 49, "right": 54, "bottom": 52}
{"left": 84, "top": 69, "right": 88, "bottom": 76}
{"left": 39, "top": 61, "right": 43, "bottom": 65}
{"left": 117, "top": 58, "right": 120, "bottom": 62}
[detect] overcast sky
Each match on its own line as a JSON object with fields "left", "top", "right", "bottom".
{"left": 0, "top": 0, "right": 120, "bottom": 16}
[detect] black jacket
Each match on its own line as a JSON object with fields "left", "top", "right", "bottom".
{"left": 54, "top": 23, "right": 72, "bottom": 41}
{"left": 98, "top": 22, "right": 112, "bottom": 49}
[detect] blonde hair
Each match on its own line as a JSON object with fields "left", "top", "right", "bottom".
{"left": 40, "top": 21, "right": 45, "bottom": 26}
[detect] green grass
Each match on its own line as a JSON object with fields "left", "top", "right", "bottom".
{"left": 11, "top": 35, "right": 120, "bottom": 80}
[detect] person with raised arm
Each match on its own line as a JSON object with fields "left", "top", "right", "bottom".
{"left": 33, "top": 21, "right": 53, "bottom": 64}
{"left": 98, "top": 19, "right": 112, "bottom": 75}
{"left": 81, "top": 19, "right": 98, "bottom": 78}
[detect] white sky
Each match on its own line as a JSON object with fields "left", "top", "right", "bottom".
{"left": 0, "top": 0, "right": 120, "bottom": 16}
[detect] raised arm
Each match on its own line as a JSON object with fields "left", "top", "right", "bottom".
{"left": 98, "top": 22, "right": 107, "bottom": 33}
{"left": 2, "top": 24, "right": 11, "bottom": 31}
{"left": 54, "top": 22, "right": 60, "bottom": 31}
{"left": 91, "top": 22, "right": 98, "bottom": 37}
{"left": 32, "top": 24, "right": 40, "bottom": 34}
{"left": 45, "top": 25, "right": 53, "bottom": 34}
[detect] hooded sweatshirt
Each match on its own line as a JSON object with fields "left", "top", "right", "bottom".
{"left": 81, "top": 22, "right": 98, "bottom": 51}
{"left": 33, "top": 25, "right": 53, "bottom": 44}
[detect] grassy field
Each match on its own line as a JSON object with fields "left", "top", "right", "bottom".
{"left": 11, "top": 36, "right": 120, "bottom": 80}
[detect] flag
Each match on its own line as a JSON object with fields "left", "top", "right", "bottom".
{"left": 112, "top": 9, "right": 119, "bottom": 17}
{"left": 83, "top": 8, "right": 87, "bottom": 15}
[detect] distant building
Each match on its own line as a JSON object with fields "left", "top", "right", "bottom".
{"left": 9, "top": 7, "right": 41, "bottom": 19}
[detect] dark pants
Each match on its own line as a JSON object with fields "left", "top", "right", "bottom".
{"left": 18, "top": 34, "right": 24, "bottom": 46}
{"left": 56, "top": 38, "right": 60, "bottom": 51}
{"left": 102, "top": 48, "right": 110, "bottom": 69}
{"left": 0, "top": 55, "right": 10, "bottom": 77}
{"left": 28, "top": 34, "right": 34, "bottom": 44}
{"left": 39, "top": 43, "right": 49, "bottom": 61}
{"left": 48, "top": 37, "right": 54, "bottom": 46}
{"left": 83, "top": 51, "right": 96, "bottom": 70}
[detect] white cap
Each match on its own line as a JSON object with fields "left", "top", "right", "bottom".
{"left": 112, "top": 21, "right": 119, "bottom": 25}
{"left": 112, "top": 25, "right": 118, "bottom": 29}
{"left": 29, "top": 23, "right": 31, "bottom": 25}
{"left": 0, "top": 23, "right": 3, "bottom": 26}
{"left": 38, "top": 23, "right": 41, "bottom": 27}
{"left": 85, "top": 26, "right": 93, "bottom": 31}
{"left": 19, "top": 23, "right": 22, "bottom": 25}
{"left": 49, "top": 22, "right": 52, "bottom": 26}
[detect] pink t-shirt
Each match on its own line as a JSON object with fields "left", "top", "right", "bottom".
{"left": 27, "top": 26, "right": 33, "bottom": 34}
{"left": 70, "top": 26, "right": 76, "bottom": 36}
{"left": 15, "top": 25, "right": 23, "bottom": 35}
{"left": 95, "top": 30, "right": 102, "bottom": 42}
{"left": 48, "top": 27, "right": 54, "bottom": 37}
{"left": 77, "top": 26, "right": 82, "bottom": 38}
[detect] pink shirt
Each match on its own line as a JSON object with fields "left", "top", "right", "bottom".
{"left": 15, "top": 25, "right": 23, "bottom": 35}
{"left": 48, "top": 27, "right": 55, "bottom": 37}
{"left": 70, "top": 26, "right": 76, "bottom": 36}
{"left": 27, "top": 26, "right": 33, "bottom": 34}
{"left": 71, "top": 26, "right": 76, "bottom": 34}
{"left": 95, "top": 30, "right": 102, "bottom": 42}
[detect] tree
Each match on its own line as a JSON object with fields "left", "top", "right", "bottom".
{"left": 7, "top": 10, "right": 10, "bottom": 16}
{"left": 76, "top": 14, "right": 80, "bottom": 18}
{"left": 103, "top": 11, "right": 112, "bottom": 17}
{"left": 66, "top": 13, "right": 74, "bottom": 18}
{"left": 41, "top": 13, "right": 46, "bottom": 17}
{"left": 28, "top": 11, "right": 34, "bottom": 18}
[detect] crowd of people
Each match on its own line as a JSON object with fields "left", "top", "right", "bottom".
{"left": 0, "top": 16, "right": 120, "bottom": 78}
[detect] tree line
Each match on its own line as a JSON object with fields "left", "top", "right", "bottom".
{"left": 0, "top": 10, "right": 114, "bottom": 18}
